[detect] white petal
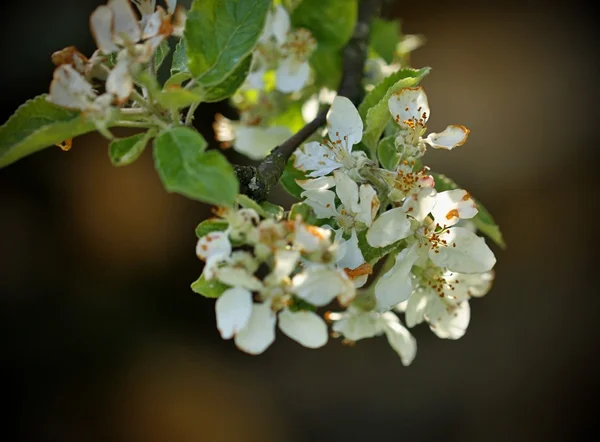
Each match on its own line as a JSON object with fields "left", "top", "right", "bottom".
{"left": 301, "top": 94, "right": 319, "bottom": 122}
{"left": 271, "top": 5, "right": 291, "bottom": 45}
{"left": 215, "top": 287, "right": 253, "bottom": 339}
{"left": 357, "top": 184, "right": 379, "bottom": 227}
{"left": 294, "top": 141, "right": 343, "bottom": 177}
{"left": 430, "top": 189, "right": 478, "bottom": 227}
{"left": 326, "top": 96, "right": 363, "bottom": 148}
{"left": 374, "top": 244, "right": 419, "bottom": 311}
{"left": 278, "top": 309, "right": 328, "bottom": 348}
{"left": 234, "top": 303, "right": 277, "bottom": 354}
{"left": 292, "top": 268, "right": 346, "bottom": 306}
{"left": 132, "top": 0, "right": 156, "bottom": 17}
{"left": 245, "top": 68, "right": 266, "bottom": 90}
{"left": 296, "top": 176, "right": 335, "bottom": 191}
{"left": 381, "top": 312, "right": 417, "bottom": 366}
{"left": 427, "top": 299, "right": 470, "bottom": 339}
{"left": 429, "top": 227, "right": 496, "bottom": 273}
{"left": 331, "top": 308, "right": 382, "bottom": 341}
{"left": 443, "top": 271, "right": 494, "bottom": 301}
{"left": 106, "top": 57, "right": 133, "bottom": 103}
{"left": 165, "top": 0, "right": 178, "bottom": 15}
{"left": 48, "top": 65, "right": 96, "bottom": 110}
{"left": 293, "top": 222, "right": 332, "bottom": 252}
{"left": 402, "top": 187, "right": 437, "bottom": 223}
{"left": 141, "top": 10, "right": 163, "bottom": 39}
{"left": 366, "top": 207, "right": 412, "bottom": 248}
{"left": 233, "top": 126, "right": 292, "bottom": 160}
{"left": 404, "top": 289, "right": 430, "bottom": 327}
{"left": 90, "top": 6, "right": 119, "bottom": 54}
{"left": 273, "top": 249, "right": 300, "bottom": 281}
{"left": 196, "top": 231, "right": 231, "bottom": 261}
{"left": 388, "top": 86, "right": 429, "bottom": 129}
{"left": 425, "top": 125, "right": 470, "bottom": 150}
{"left": 108, "top": 0, "right": 142, "bottom": 44}
{"left": 336, "top": 229, "right": 365, "bottom": 270}
{"left": 215, "top": 267, "right": 263, "bottom": 291}
{"left": 276, "top": 59, "right": 310, "bottom": 93}
{"left": 301, "top": 189, "right": 338, "bottom": 219}
{"left": 333, "top": 170, "right": 359, "bottom": 211}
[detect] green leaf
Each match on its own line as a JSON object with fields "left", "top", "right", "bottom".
{"left": 185, "top": 0, "right": 271, "bottom": 86}
{"left": 359, "top": 67, "right": 431, "bottom": 151}
{"left": 171, "top": 39, "right": 189, "bottom": 75}
{"left": 357, "top": 230, "right": 405, "bottom": 266}
{"left": 260, "top": 201, "right": 285, "bottom": 220}
{"left": 191, "top": 274, "right": 230, "bottom": 298}
{"left": 280, "top": 154, "right": 307, "bottom": 199}
{"left": 369, "top": 18, "right": 401, "bottom": 64}
{"left": 153, "top": 127, "right": 239, "bottom": 205}
{"left": 156, "top": 87, "right": 203, "bottom": 109}
{"left": 165, "top": 72, "right": 193, "bottom": 88}
{"left": 377, "top": 135, "right": 400, "bottom": 171}
{"left": 288, "top": 202, "right": 317, "bottom": 224}
{"left": 154, "top": 39, "right": 171, "bottom": 70}
{"left": 0, "top": 95, "right": 103, "bottom": 168}
{"left": 431, "top": 172, "right": 506, "bottom": 249}
{"left": 200, "top": 54, "right": 252, "bottom": 103}
{"left": 292, "top": 0, "right": 358, "bottom": 49}
{"left": 108, "top": 129, "right": 156, "bottom": 166}
{"left": 310, "top": 44, "right": 342, "bottom": 89}
{"left": 236, "top": 194, "right": 267, "bottom": 217}
{"left": 195, "top": 219, "right": 230, "bottom": 238}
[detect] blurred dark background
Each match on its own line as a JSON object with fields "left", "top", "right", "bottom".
{"left": 1, "top": 1, "right": 597, "bottom": 441}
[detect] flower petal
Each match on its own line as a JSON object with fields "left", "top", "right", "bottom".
{"left": 278, "top": 309, "right": 328, "bottom": 348}
{"left": 326, "top": 96, "right": 363, "bottom": 148}
{"left": 215, "top": 267, "right": 263, "bottom": 292}
{"left": 293, "top": 222, "right": 332, "bottom": 252}
{"left": 294, "top": 141, "right": 342, "bottom": 177}
{"left": 292, "top": 268, "right": 347, "bottom": 306}
{"left": 271, "top": 5, "right": 291, "bottom": 45}
{"left": 381, "top": 312, "right": 417, "bottom": 366}
{"left": 48, "top": 65, "right": 96, "bottom": 110}
{"left": 429, "top": 227, "right": 496, "bottom": 273}
{"left": 106, "top": 57, "right": 133, "bottom": 104}
{"left": 108, "top": 0, "right": 142, "bottom": 44}
{"left": 301, "top": 189, "right": 338, "bottom": 219}
{"left": 402, "top": 187, "right": 437, "bottom": 223}
{"left": 233, "top": 125, "right": 292, "bottom": 160}
{"left": 331, "top": 307, "right": 382, "bottom": 341}
{"left": 296, "top": 176, "right": 335, "bottom": 191}
{"left": 404, "top": 289, "right": 430, "bottom": 327}
{"left": 336, "top": 228, "right": 365, "bottom": 270}
{"left": 276, "top": 59, "right": 310, "bottom": 93}
{"left": 196, "top": 231, "right": 231, "bottom": 261}
{"left": 90, "top": 6, "right": 119, "bottom": 54}
{"left": 215, "top": 287, "right": 253, "bottom": 339}
{"left": 388, "top": 86, "right": 429, "bottom": 129}
{"left": 333, "top": 170, "right": 359, "bottom": 211}
{"left": 273, "top": 249, "right": 300, "bottom": 281}
{"left": 374, "top": 244, "right": 419, "bottom": 311}
{"left": 357, "top": 184, "right": 379, "bottom": 227}
{"left": 427, "top": 299, "right": 471, "bottom": 339}
{"left": 366, "top": 207, "right": 412, "bottom": 248}
{"left": 234, "top": 303, "right": 277, "bottom": 354}
{"left": 425, "top": 125, "right": 470, "bottom": 150}
{"left": 430, "top": 189, "right": 478, "bottom": 227}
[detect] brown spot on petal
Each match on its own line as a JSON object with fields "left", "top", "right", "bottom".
{"left": 446, "top": 209, "right": 460, "bottom": 220}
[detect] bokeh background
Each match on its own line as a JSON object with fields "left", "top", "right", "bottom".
{"left": 1, "top": 1, "right": 597, "bottom": 441}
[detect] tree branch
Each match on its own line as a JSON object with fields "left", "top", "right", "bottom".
{"left": 236, "top": 0, "right": 382, "bottom": 202}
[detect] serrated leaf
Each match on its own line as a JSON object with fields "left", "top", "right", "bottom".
{"left": 154, "top": 39, "right": 170, "bottom": 70}
{"left": 200, "top": 54, "right": 252, "bottom": 103}
{"left": 191, "top": 274, "right": 230, "bottom": 298}
{"left": 171, "top": 39, "right": 189, "bottom": 75}
{"left": 431, "top": 172, "right": 506, "bottom": 249}
{"left": 280, "top": 154, "right": 307, "bottom": 199}
{"left": 153, "top": 127, "right": 239, "bottom": 205}
{"left": 260, "top": 201, "right": 284, "bottom": 220}
{"left": 185, "top": 0, "right": 270, "bottom": 86}
{"left": 359, "top": 67, "right": 431, "bottom": 151}
{"left": 0, "top": 95, "right": 103, "bottom": 168}
{"left": 195, "top": 219, "right": 230, "bottom": 238}
{"left": 236, "top": 194, "right": 266, "bottom": 217}
{"left": 377, "top": 135, "right": 400, "bottom": 171}
{"left": 292, "top": 0, "right": 358, "bottom": 49}
{"left": 357, "top": 229, "right": 405, "bottom": 266}
{"left": 108, "top": 129, "right": 156, "bottom": 166}
{"left": 156, "top": 87, "right": 203, "bottom": 109}
{"left": 310, "top": 44, "right": 342, "bottom": 90}
{"left": 370, "top": 18, "right": 401, "bottom": 64}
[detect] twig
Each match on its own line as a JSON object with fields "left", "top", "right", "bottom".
{"left": 235, "top": 0, "right": 382, "bottom": 202}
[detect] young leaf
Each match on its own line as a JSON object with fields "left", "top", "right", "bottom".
{"left": 260, "top": 201, "right": 285, "bottom": 220}
{"left": 153, "top": 127, "right": 239, "bottom": 206}
{"left": 0, "top": 95, "right": 102, "bottom": 168}
{"left": 154, "top": 39, "right": 171, "bottom": 70}
{"left": 236, "top": 194, "right": 267, "bottom": 217}
{"left": 191, "top": 274, "right": 230, "bottom": 298}
{"left": 185, "top": 0, "right": 271, "bottom": 86}
{"left": 431, "top": 172, "right": 506, "bottom": 249}
{"left": 171, "top": 39, "right": 189, "bottom": 75}
{"left": 156, "top": 87, "right": 203, "bottom": 109}
{"left": 359, "top": 67, "right": 431, "bottom": 151}
{"left": 288, "top": 202, "right": 317, "bottom": 224}
{"left": 280, "top": 155, "right": 308, "bottom": 199}
{"left": 357, "top": 230, "right": 405, "bottom": 266}
{"left": 377, "top": 135, "right": 400, "bottom": 171}
{"left": 292, "top": 0, "right": 358, "bottom": 49}
{"left": 369, "top": 18, "right": 401, "bottom": 64}
{"left": 200, "top": 54, "right": 253, "bottom": 102}
{"left": 109, "top": 129, "right": 157, "bottom": 166}
{"left": 195, "top": 219, "right": 230, "bottom": 238}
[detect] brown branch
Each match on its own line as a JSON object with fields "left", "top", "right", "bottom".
{"left": 236, "top": 0, "right": 382, "bottom": 202}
